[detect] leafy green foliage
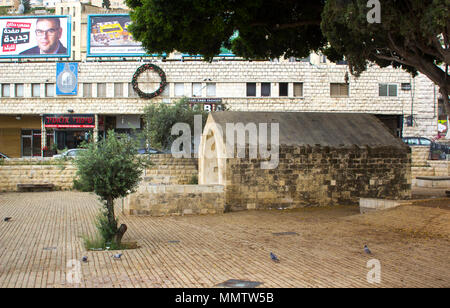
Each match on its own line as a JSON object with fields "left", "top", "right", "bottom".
{"left": 74, "top": 130, "right": 147, "bottom": 201}
{"left": 95, "top": 209, "right": 118, "bottom": 244}
{"left": 125, "top": 0, "right": 325, "bottom": 61}
{"left": 142, "top": 98, "right": 208, "bottom": 151}
{"left": 126, "top": 0, "right": 449, "bottom": 113}
{"left": 74, "top": 130, "right": 149, "bottom": 246}
{"left": 102, "top": 0, "right": 111, "bottom": 9}
{"left": 322, "top": 0, "right": 449, "bottom": 112}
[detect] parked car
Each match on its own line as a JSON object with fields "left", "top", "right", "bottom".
{"left": 0, "top": 152, "right": 9, "bottom": 160}
{"left": 53, "top": 149, "right": 87, "bottom": 159}
{"left": 401, "top": 137, "right": 432, "bottom": 146}
{"left": 137, "top": 147, "right": 163, "bottom": 155}
{"left": 402, "top": 136, "right": 450, "bottom": 160}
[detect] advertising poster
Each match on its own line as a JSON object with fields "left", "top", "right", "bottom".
{"left": 87, "top": 14, "right": 146, "bottom": 57}
{"left": 0, "top": 15, "right": 70, "bottom": 58}
{"left": 56, "top": 62, "right": 78, "bottom": 96}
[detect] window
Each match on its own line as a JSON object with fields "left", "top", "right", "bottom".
{"left": 15, "top": 84, "right": 24, "bottom": 97}
{"left": 114, "top": 83, "right": 123, "bottom": 97}
{"left": 192, "top": 83, "right": 202, "bottom": 97}
{"left": 97, "top": 83, "right": 106, "bottom": 97}
{"left": 293, "top": 83, "right": 303, "bottom": 97}
{"left": 161, "top": 83, "right": 169, "bottom": 97}
{"left": 1, "top": 84, "right": 10, "bottom": 97}
{"left": 128, "top": 83, "right": 138, "bottom": 97}
{"left": 32, "top": 84, "right": 40, "bottom": 97}
{"left": 174, "top": 83, "right": 184, "bottom": 97}
{"left": 379, "top": 84, "right": 397, "bottom": 97}
{"left": 45, "top": 84, "right": 55, "bottom": 97}
{"left": 246, "top": 83, "right": 256, "bottom": 97}
{"left": 330, "top": 83, "right": 349, "bottom": 97}
{"left": 261, "top": 83, "right": 271, "bottom": 96}
{"left": 83, "top": 83, "right": 92, "bottom": 97}
{"left": 206, "top": 83, "right": 216, "bottom": 97}
{"left": 279, "top": 83, "right": 288, "bottom": 97}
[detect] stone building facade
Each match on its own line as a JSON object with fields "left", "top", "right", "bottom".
{"left": 0, "top": 59, "right": 440, "bottom": 157}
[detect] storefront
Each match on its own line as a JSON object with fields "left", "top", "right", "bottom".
{"left": 0, "top": 115, "right": 42, "bottom": 158}
{"left": 43, "top": 114, "right": 98, "bottom": 150}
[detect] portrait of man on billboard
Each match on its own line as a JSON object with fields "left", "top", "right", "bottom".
{"left": 20, "top": 17, "right": 67, "bottom": 55}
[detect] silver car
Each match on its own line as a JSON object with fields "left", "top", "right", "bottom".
{"left": 53, "top": 149, "right": 86, "bottom": 159}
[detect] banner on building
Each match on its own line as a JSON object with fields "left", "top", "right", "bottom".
{"left": 0, "top": 15, "right": 71, "bottom": 58}
{"left": 87, "top": 14, "right": 147, "bottom": 57}
{"left": 44, "top": 114, "right": 95, "bottom": 128}
{"left": 56, "top": 62, "right": 78, "bottom": 95}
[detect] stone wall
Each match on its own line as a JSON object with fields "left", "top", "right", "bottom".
{"left": 123, "top": 184, "right": 224, "bottom": 216}
{"left": 224, "top": 145, "right": 411, "bottom": 211}
{"left": 143, "top": 154, "right": 198, "bottom": 184}
{"left": 410, "top": 147, "right": 450, "bottom": 180}
{"left": 0, "top": 162, "right": 77, "bottom": 192}
{"left": 0, "top": 61, "right": 438, "bottom": 138}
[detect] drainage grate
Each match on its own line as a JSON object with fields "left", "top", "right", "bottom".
{"left": 215, "top": 279, "right": 263, "bottom": 288}
{"left": 168, "top": 240, "right": 180, "bottom": 244}
{"left": 43, "top": 247, "right": 57, "bottom": 251}
{"left": 272, "top": 232, "right": 299, "bottom": 236}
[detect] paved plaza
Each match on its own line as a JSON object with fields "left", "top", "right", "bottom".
{"left": 0, "top": 191, "right": 449, "bottom": 288}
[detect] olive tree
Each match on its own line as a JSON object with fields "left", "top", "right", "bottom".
{"left": 74, "top": 130, "right": 148, "bottom": 246}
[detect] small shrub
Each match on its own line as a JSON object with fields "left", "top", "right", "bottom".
{"left": 189, "top": 174, "right": 198, "bottom": 184}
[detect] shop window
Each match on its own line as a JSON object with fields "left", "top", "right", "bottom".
{"left": 261, "top": 83, "right": 271, "bottom": 97}
{"left": 192, "top": 83, "right": 202, "bottom": 97}
{"left": 15, "top": 84, "right": 24, "bottom": 97}
{"left": 246, "top": 83, "right": 256, "bottom": 97}
{"left": 97, "top": 83, "right": 106, "bottom": 97}
{"left": 379, "top": 84, "right": 397, "bottom": 97}
{"left": 32, "top": 84, "right": 40, "bottom": 97}
{"left": 1, "top": 84, "right": 10, "bottom": 97}
{"left": 294, "top": 83, "right": 303, "bottom": 97}
{"left": 114, "top": 83, "right": 123, "bottom": 97}
{"left": 45, "top": 84, "right": 55, "bottom": 97}
{"left": 279, "top": 83, "right": 288, "bottom": 97}
{"left": 174, "top": 83, "right": 184, "bottom": 97}
{"left": 206, "top": 83, "right": 216, "bottom": 97}
{"left": 83, "top": 83, "right": 92, "bottom": 97}
{"left": 330, "top": 83, "right": 349, "bottom": 97}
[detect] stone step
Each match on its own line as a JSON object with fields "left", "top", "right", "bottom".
{"left": 145, "top": 170, "right": 198, "bottom": 176}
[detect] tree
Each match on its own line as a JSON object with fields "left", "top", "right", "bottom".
{"left": 125, "top": 0, "right": 326, "bottom": 61}
{"left": 126, "top": 0, "right": 449, "bottom": 114}
{"left": 321, "top": 0, "right": 450, "bottom": 115}
{"left": 142, "top": 98, "right": 209, "bottom": 152}
{"left": 74, "top": 130, "right": 148, "bottom": 246}
{"left": 102, "top": 0, "right": 111, "bottom": 9}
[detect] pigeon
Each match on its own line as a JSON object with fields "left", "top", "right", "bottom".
{"left": 270, "top": 252, "right": 280, "bottom": 263}
{"left": 364, "top": 245, "right": 372, "bottom": 255}
{"left": 113, "top": 253, "right": 123, "bottom": 259}
{"left": 3, "top": 217, "right": 11, "bottom": 222}
{"left": 82, "top": 256, "right": 88, "bottom": 263}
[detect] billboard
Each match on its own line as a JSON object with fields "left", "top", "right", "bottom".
{"left": 87, "top": 14, "right": 147, "bottom": 57}
{"left": 0, "top": 15, "right": 71, "bottom": 58}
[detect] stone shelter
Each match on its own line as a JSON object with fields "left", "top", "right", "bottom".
{"left": 199, "top": 111, "right": 412, "bottom": 211}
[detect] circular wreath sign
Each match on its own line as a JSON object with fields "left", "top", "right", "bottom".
{"left": 131, "top": 63, "right": 167, "bottom": 99}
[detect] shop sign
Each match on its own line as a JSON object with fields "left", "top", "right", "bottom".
{"left": 44, "top": 114, "right": 95, "bottom": 128}
{"left": 188, "top": 98, "right": 223, "bottom": 112}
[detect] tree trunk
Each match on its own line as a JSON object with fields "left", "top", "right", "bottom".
{"left": 114, "top": 224, "right": 127, "bottom": 245}
{"left": 106, "top": 196, "right": 116, "bottom": 230}
{"left": 440, "top": 87, "right": 450, "bottom": 119}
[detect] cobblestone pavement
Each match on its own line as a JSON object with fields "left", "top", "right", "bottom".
{"left": 0, "top": 192, "right": 449, "bottom": 288}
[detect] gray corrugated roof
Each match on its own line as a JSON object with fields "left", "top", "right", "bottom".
{"left": 209, "top": 112, "right": 405, "bottom": 148}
